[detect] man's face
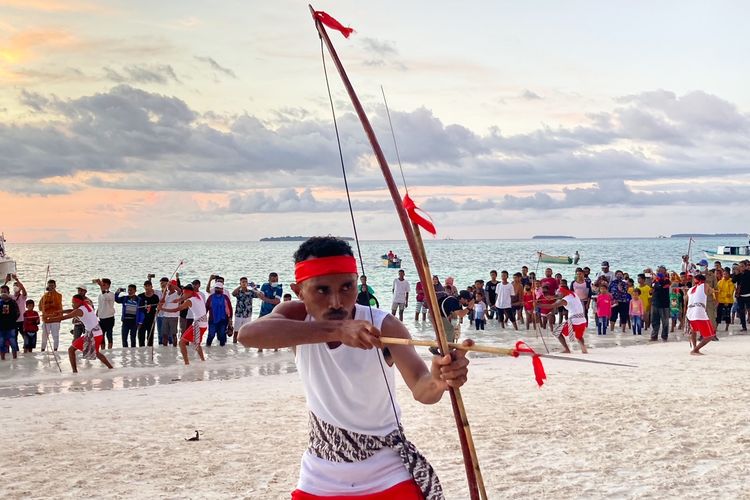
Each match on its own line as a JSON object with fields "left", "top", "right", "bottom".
{"left": 128, "top": 287, "right": 137, "bottom": 295}
{"left": 292, "top": 273, "right": 358, "bottom": 322}
{"left": 715, "top": 262, "right": 722, "bottom": 271}
{"left": 521, "top": 267, "right": 528, "bottom": 275}
{"left": 77, "top": 288, "right": 87, "bottom": 297}
{"left": 240, "top": 279, "right": 248, "bottom": 289}
{"left": 513, "top": 275, "right": 521, "bottom": 283}
{"left": 360, "top": 276, "right": 367, "bottom": 285}
{"left": 144, "top": 283, "right": 153, "bottom": 293}
{"left": 723, "top": 270, "right": 731, "bottom": 279}
{"left": 501, "top": 272, "right": 509, "bottom": 282}
{"left": 602, "top": 265, "right": 609, "bottom": 272}
{"left": 398, "top": 271, "right": 405, "bottom": 280}
{"left": 490, "top": 272, "right": 497, "bottom": 280}
{"left": 269, "top": 274, "right": 278, "bottom": 284}
{"left": 545, "top": 268, "right": 552, "bottom": 278}
{"left": 576, "top": 270, "right": 584, "bottom": 280}
{"left": 160, "top": 280, "right": 168, "bottom": 289}
{"left": 616, "top": 272, "right": 623, "bottom": 280}
{"left": 638, "top": 276, "right": 645, "bottom": 285}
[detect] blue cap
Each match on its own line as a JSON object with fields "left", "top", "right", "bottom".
{"left": 698, "top": 259, "right": 708, "bottom": 266}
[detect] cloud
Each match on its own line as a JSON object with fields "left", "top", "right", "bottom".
{"left": 3, "top": 85, "right": 750, "bottom": 208}
{"left": 225, "top": 188, "right": 391, "bottom": 213}
{"left": 104, "top": 64, "right": 180, "bottom": 85}
{"left": 359, "top": 37, "right": 406, "bottom": 69}
{"left": 520, "top": 89, "right": 542, "bottom": 100}
{"left": 0, "top": 0, "right": 102, "bottom": 12}
{"left": 194, "top": 56, "right": 236, "bottom": 79}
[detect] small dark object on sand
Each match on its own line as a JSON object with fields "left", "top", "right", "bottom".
{"left": 185, "top": 430, "right": 201, "bottom": 441}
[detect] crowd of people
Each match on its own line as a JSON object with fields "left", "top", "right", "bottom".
{"left": 1, "top": 253, "right": 749, "bottom": 367}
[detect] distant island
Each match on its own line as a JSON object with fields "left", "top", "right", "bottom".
{"left": 260, "top": 236, "right": 354, "bottom": 242}
{"left": 670, "top": 233, "right": 747, "bottom": 238}
{"left": 532, "top": 235, "right": 575, "bottom": 239}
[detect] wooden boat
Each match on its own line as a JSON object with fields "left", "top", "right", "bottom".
{"left": 0, "top": 233, "right": 16, "bottom": 277}
{"left": 537, "top": 251, "right": 573, "bottom": 265}
{"left": 703, "top": 244, "right": 750, "bottom": 263}
{"left": 381, "top": 254, "right": 402, "bottom": 268}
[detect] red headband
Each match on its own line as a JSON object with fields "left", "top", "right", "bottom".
{"left": 73, "top": 297, "right": 92, "bottom": 312}
{"left": 295, "top": 255, "right": 358, "bottom": 284}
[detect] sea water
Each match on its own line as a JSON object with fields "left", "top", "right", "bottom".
{"left": 1, "top": 236, "right": 745, "bottom": 396}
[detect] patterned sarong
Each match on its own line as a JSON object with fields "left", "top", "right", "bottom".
{"left": 308, "top": 412, "right": 443, "bottom": 500}
{"left": 81, "top": 328, "right": 99, "bottom": 360}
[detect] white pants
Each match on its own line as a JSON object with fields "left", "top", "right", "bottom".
{"left": 41, "top": 323, "right": 60, "bottom": 350}
{"left": 234, "top": 316, "right": 252, "bottom": 333}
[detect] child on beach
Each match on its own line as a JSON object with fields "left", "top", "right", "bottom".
{"left": 22, "top": 299, "right": 40, "bottom": 352}
{"left": 595, "top": 285, "right": 612, "bottom": 335}
{"left": 629, "top": 289, "right": 644, "bottom": 335}
{"left": 523, "top": 285, "right": 535, "bottom": 330}
{"left": 473, "top": 292, "right": 486, "bottom": 330}
{"left": 669, "top": 282, "right": 682, "bottom": 332}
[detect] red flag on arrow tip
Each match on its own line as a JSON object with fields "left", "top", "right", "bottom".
{"left": 314, "top": 11, "right": 354, "bottom": 38}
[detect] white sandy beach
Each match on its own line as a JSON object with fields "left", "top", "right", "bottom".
{"left": 3, "top": 334, "right": 750, "bottom": 499}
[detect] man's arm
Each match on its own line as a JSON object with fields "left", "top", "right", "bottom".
{"left": 44, "top": 308, "right": 82, "bottom": 323}
{"left": 383, "top": 316, "right": 470, "bottom": 405}
{"left": 16, "top": 278, "right": 27, "bottom": 296}
{"left": 232, "top": 286, "right": 240, "bottom": 297}
{"left": 238, "top": 301, "right": 379, "bottom": 350}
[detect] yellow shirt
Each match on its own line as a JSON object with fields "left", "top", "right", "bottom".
{"left": 637, "top": 284, "right": 652, "bottom": 310}
{"left": 717, "top": 279, "right": 736, "bottom": 304}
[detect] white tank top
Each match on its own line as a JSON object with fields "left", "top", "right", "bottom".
{"left": 188, "top": 296, "right": 208, "bottom": 328}
{"left": 686, "top": 284, "right": 708, "bottom": 321}
{"left": 295, "top": 304, "right": 410, "bottom": 495}
{"left": 563, "top": 292, "right": 587, "bottom": 325}
{"left": 78, "top": 305, "right": 102, "bottom": 335}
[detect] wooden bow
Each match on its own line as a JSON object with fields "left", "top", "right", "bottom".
{"left": 309, "top": 6, "right": 487, "bottom": 498}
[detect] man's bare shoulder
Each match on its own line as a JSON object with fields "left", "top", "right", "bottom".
{"left": 381, "top": 314, "right": 411, "bottom": 339}
{"left": 271, "top": 300, "right": 308, "bottom": 321}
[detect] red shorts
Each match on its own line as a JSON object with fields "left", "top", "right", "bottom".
{"left": 689, "top": 319, "right": 715, "bottom": 339}
{"left": 71, "top": 335, "right": 103, "bottom": 352}
{"left": 182, "top": 325, "right": 206, "bottom": 343}
{"left": 560, "top": 322, "right": 586, "bottom": 340}
{"left": 291, "top": 480, "right": 423, "bottom": 500}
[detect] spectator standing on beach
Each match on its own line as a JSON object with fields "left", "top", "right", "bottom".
{"left": 206, "top": 282, "right": 232, "bottom": 346}
{"left": 39, "top": 279, "right": 62, "bottom": 351}
{"left": 359, "top": 275, "right": 376, "bottom": 307}
{"left": 636, "top": 274, "right": 652, "bottom": 330}
{"left": 595, "top": 261, "right": 615, "bottom": 288}
{"left": 22, "top": 299, "right": 40, "bottom": 352}
{"left": 716, "top": 268, "right": 735, "bottom": 331}
{"left": 259, "top": 272, "right": 283, "bottom": 317}
{"left": 595, "top": 284, "right": 612, "bottom": 335}
{"left": 429, "top": 289, "right": 473, "bottom": 354}
{"left": 115, "top": 284, "right": 139, "bottom": 347}
{"left": 137, "top": 281, "right": 160, "bottom": 347}
{"left": 511, "top": 273, "right": 524, "bottom": 323}
{"left": 414, "top": 281, "right": 426, "bottom": 321}
{"left": 650, "top": 266, "right": 672, "bottom": 341}
{"left": 4, "top": 275, "right": 27, "bottom": 347}
{"left": 495, "top": 271, "right": 518, "bottom": 330}
{"left": 520, "top": 266, "right": 531, "bottom": 286}
{"left": 630, "top": 289, "right": 644, "bottom": 335}
{"left": 540, "top": 268, "right": 558, "bottom": 295}
{"left": 0, "top": 285, "right": 20, "bottom": 359}
{"left": 154, "top": 277, "right": 169, "bottom": 344}
{"left": 732, "top": 261, "right": 750, "bottom": 332}
{"left": 357, "top": 284, "right": 379, "bottom": 308}
{"left": 95, "top": 278, "right": 116, "bottom": 349}
{"left": 486, "top": 270, "right": 498, "bottom": 320}
{"left": 391, "top": 270, "right": 410, "bottom": 321}
{"left": 232, "top": 278, "right": 258, "bottom": 344}
{"left": 473, "top": 292, "right": 487, "bottom": 330}
{"left": 160, "top": 279, "right": 181, "bottom": 346}
{"left": 609, "top": 271, "right": 631, "bottom": 333}
{"left": 572, "top": 268, "right": 591, "bottom": 319}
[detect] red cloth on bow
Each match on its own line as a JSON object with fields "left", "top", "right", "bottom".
{"left": 314, "top": 11, "right": 354, "bottom": 38}
{"left": 403, "top": 194, "right": 436, "bottom": 236}
{"left": 513, "top": 341, "right": 547, "bottom": 387}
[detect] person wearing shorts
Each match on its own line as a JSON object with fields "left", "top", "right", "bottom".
{"left": 391, "top": 270, "right": 410, "bottom": 322}
{"left": 414, "top": 281, "right": 426, "bottom": 321}
{"left": 159, "top": 284, "right": 207, "bottom": 365}
{"left": 686, "top": 274, "right": 716, "bottom": 355}
{"left": 544, "top": 281, "right": 588, "bottom": 354}
{"left": 44, "top": 294, "right": 113, "bottom": 373}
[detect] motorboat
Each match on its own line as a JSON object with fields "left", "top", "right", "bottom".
{"left": 537, "top": 251, "right": 573, "bottom": 265}
{"left": 703, "top": 242, "right": 750, "bottom": 263}
{"left": 0, "top": 233, "right": 17, "bottom": 278}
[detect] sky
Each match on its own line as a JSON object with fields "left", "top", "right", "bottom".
{"left": 1, "top": 0, "right": 749, "bottom": 242}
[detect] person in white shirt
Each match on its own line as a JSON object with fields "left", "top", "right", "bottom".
{"left": 686, "top": 274, "right": 716, "bottom": 355}
{"left": 391, "top": 270, "right": 410, "bottom": 321}
{"left": 238, "top": 237, "right": 472, "bottom": 499}
{"left": 44, "top": 294, "right": 113, "bottom": 373}
{"left": 159, "top": 280, "right": 181, "bottom": 346}
{"left": 159, "top": 284, "right": 207, "bottom": 365}
{"left": 494, "top": 271, "right": 518, "bottom": 330}
{"left": 94, "top": 278, "right": 116, "bottom": 349}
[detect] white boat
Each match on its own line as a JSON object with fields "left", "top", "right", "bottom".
{"left": 703, "top": 242, "right": 750, "bottom": 263}
{"left": 0, "top": 233, "right": 17, "bottom": 277}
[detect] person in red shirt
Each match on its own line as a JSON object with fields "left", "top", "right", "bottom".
{"left": 22, "top": 299, "right": 40, "bottom": 353}
{"left": 414, "top": 281, "right": 426, "bottom": 321}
